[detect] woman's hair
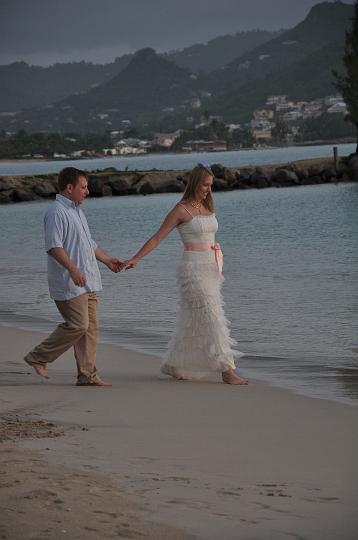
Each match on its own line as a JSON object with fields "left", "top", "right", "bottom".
{"left": 58, "top": 167, "right": 88, "bottom": 192}
{"left": 182, "top": 164, "right": 214, "bottom": 212}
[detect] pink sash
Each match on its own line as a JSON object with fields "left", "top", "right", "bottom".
{"left": 184, "top": 242, "right": 223, "bottom": 273}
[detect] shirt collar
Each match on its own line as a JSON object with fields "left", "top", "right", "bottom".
{"left": 56, "top": 194, "right": 77, "bottom": 209}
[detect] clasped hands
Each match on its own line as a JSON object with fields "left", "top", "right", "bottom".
{"left": 106, "top": 257, "right": 139, "bottom": 273}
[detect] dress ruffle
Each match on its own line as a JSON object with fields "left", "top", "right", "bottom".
{"left": 161, "top": 251, "right": 243, "bottom": 380}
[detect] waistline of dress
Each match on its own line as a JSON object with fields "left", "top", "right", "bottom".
{"left": 183, "top": 242, "right": 223, "bottom": 273}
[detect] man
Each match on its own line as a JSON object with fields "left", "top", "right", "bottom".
{"left": 24, "top": 167, "right": 123, "bottom": 386}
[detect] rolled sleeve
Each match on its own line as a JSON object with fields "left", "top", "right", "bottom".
{"left": 44, "top": 211, "right": 66, "bottom": 252}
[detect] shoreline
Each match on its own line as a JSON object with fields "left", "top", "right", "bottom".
{"left": 1, "top": 325, "right": 358, "bottom": 539}
{"left": 0, "top": 137, "right": 356, "bottom": 164}
{"left": 0, "top": 313, "right": 357, "bottom": 408}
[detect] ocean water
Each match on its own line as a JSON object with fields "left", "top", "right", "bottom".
{"left": 0, "top": 142, "right": 356, "bottom": 176}
{"left": 0, "top": 183, "right": 357, "bottom": 405}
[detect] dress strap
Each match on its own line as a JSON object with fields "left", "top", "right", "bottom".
{"left": 178, "top": 202, "right": 194, "bottom": 217}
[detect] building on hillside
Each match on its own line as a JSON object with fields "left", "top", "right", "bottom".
{"left": 282, "top": 110, "right": 302, "bottom": 123}
{"left": 266, "top": 95, "right": 288, "bottom": 106}
{"left": 102, "top": 148, "right": 118, "bottom": 156}
{"left": 115, "top": 139, "right": 147, "bottom": 155}
{"left": 327, "top": 102, "right": 347, "bottom": 114}
{"left": 251, "top": 128, "right": 273, "bottom": 142}
{"left": 275, "top": 101, "right": 295, "bottom": 112}
{"left": 302, "top": 101, "right": 323, "bottom": 119}
{"left": 324, "top": 95, "right": 344, "bottom": 107}
{"left": 153, "top": 131, "right": 182, "bottom": 148}
{"left": 250, "top": 118, "right": 274, "bottom": 131}
{"left": 226, "top": 123, "right": 242, "bottom": 132}
{"left": 53, "top": 153, "right": 70, "bottom": 159}
{"left": 71, "top": 150, "right": 87, "bottom": 158}
{"left": 184, "top": 140, "right": 227, "bottom": 152}
{"left": 254, "top": 109, "right": 274, "bottom": 120}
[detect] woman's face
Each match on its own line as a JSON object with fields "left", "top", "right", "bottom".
{"left": 196, "top": 174, "right": 213, "bottom": 201}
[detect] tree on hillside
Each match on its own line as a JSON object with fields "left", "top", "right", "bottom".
{"left": 334, "top": 0, "right": 358, "bottom": 153}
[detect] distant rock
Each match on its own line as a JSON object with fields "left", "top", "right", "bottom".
{"left": 271, "top": 168, "right": 299, "bottom": 186}
{"left": 0, "top": 155, "right": 357, "bottom": 205}
{"left": 0, "top": 178, "right": 16, "bottom": 192}
{"left": 108, "top": 176, "right": 136, "bottom": 195}
{"left": 13, "top": 188, "right": 38, "bottom": 202}
{"left": 32, "top": 180, "right": 57, "bottom": 197}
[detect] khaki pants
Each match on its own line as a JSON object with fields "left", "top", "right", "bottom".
{"left": 25, "top": 292, "right": 99, "bottom": 383}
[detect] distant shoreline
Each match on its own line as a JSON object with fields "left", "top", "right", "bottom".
{"left": 0, "top": 138, "right": 356, "bottom": 164}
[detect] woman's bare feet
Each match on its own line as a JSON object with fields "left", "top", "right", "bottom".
{"left": 222, "top": 369, "right": 248, "bottom": 385}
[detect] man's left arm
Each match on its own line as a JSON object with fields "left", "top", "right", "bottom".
{"left": 95, "top": 246, "right": 124, "bottom": 273}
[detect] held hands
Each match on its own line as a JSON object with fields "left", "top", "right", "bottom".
{"left": 105, "top": 257, "right": 126, "bottom": 273}
{"left": 122, "top": 257, "right": 140, "bottom": 270}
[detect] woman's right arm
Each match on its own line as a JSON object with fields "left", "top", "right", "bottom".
{"left": 124, "top": 204, "right": 185, "bottom": 268}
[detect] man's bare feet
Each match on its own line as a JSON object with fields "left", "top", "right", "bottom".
{"left": 33, "top": 364, "right": 50, "bottom": 379}
{"left": 24, "top": 356, "right": 49, "bottom": 379}
{"left": 222, "top": 369, "right": 248, "bottom": 385}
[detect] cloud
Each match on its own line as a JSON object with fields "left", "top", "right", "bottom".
{"left": 0, "top": 0, "right": 354, "bottom": 65}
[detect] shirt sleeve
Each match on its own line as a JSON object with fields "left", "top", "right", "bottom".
{"left": 44, "top": 210, "right": 66, "bottom": 251}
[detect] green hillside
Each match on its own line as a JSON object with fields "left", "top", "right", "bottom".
{"left": 211, "top": 40, "right": 345, "bottom": 122}
{"left": 0, "top": 57, "right": 132, "bottom": 112}
{"left": 166, "top": 30, "right": 281, "bottom": 74}
{"left": 205, "top": 1, "right": 352, "bottom": 94}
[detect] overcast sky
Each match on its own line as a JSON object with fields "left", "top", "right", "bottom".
{"left": 0, "top": 0, "right": 354, "bottom": 66}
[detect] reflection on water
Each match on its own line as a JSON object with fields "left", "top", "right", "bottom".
{"left": 0, "top": 182, "right": 357, "bottom": 405}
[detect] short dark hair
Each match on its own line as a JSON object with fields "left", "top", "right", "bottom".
{"left": 58, "top": 167, "right": 88, "bottom": 192}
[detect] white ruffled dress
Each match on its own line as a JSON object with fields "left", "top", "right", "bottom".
{"left": 161, "top": 213, "right": 242, "bottom": 379}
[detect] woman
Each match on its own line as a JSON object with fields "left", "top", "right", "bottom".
{"left": 124, "top": 163, "right": 247, "bottom": 385}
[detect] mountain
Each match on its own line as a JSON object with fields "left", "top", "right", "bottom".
{"left": 211, "top": 39, "right": 345, "bottom": 122}
{"left": 0, "top": 29, "right": 279, "bottom": 113}
{"left": 205, "top": 1, "right": 353, "bottom": 94}
{"left": 165, "top": 30, "right": 282, "bottom": 74}
{"left": 0, "top": 1, "right": 354, "bottom": 134}
{"left": 0, "top": 56, "right": 133, "bottom": 112}
{"left": 4, "top": 49, "right": 200, "bottom": 132}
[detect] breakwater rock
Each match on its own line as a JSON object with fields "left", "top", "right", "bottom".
{"left": 0, "top": 155, "right": 357, "bottom": 205}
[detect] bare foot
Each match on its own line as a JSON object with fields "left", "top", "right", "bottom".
{"left": 222, "top": 369, "right": 248, "bottom": 385}
{"left": 33, "top": 364, "right": 50, "bottom": 379}
{"left": 94, "top": 378, "right": 112, "bottom": 387}
{"left": 76, "top": 377, "right": 112, "bottom": 387}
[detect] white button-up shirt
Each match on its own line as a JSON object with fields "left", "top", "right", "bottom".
{"left": 44, "top": 194, "right": 102, "bottom": 301}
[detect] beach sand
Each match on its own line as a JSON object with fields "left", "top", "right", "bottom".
{"left": 1, "top": 325, "right": 357, "bottom": 540}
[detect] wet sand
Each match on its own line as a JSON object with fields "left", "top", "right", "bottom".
{"left": 1, "top": 325, "right": 358, "bottom": 539}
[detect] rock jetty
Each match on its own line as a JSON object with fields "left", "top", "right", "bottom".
{"left": 0, "top": 155, "right": 357, "bottom": 205}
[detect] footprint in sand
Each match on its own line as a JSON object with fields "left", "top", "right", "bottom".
{"left": 256, "top": 483, "right": 292, "bottom": 498}
{"left": 93, "top": 510, "right": 118, "bottom": 518}
{"left": 218, "top": 487, "right": 244, "bottom": 497}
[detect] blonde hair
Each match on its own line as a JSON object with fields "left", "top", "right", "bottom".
{"left": 181, "top": 165, "right": 214, "bottom": 212}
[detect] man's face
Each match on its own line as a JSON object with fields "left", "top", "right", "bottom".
{"left": 67, "top": 176, "right": 89, "bottom": 205}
